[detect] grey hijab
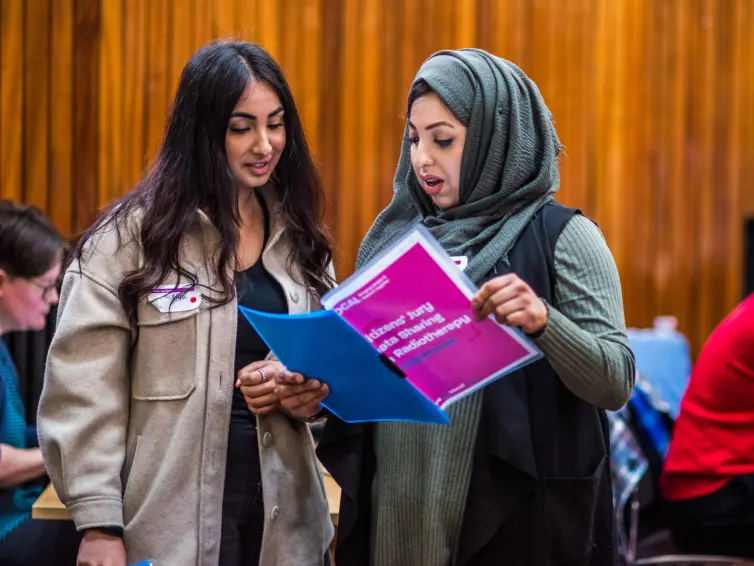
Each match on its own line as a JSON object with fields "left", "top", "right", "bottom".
{"left": 356, "top": 49, "right": 562, "bottom": 283}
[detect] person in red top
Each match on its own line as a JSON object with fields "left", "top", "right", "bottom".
{"left": 660, "top": 293, "right": 754, "bottom": 557}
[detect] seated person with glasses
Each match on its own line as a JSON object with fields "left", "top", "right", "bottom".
{"left": 661, "top": 293, "right": 754, "bottom": 558}
{"left": 0, "top": 201, "right": 80, "bottom": 565}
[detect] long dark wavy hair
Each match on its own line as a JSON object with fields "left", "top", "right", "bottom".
{"left": 75, "top": 41, "right": 334, "bottom": 323}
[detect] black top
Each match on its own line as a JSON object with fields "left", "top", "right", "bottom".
{"left": 231, "top": 201, "right": 288, "bottom": 420}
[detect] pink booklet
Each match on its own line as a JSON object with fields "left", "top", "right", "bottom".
{"left": 242, "top": 225, "right": 542, "bottom": 423}
{"left": 319, "top": 225, "right": 542, "bottom": 417}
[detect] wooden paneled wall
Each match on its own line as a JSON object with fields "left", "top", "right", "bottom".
{"left": 1, "top": 0, "right": 753, "bottom": 355}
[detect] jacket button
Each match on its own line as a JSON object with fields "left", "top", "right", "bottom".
{"left": 270, "top": 506, "right": 280, "bottom": 522}
{"left": 289, "top": 290, "right": 299, "bottom": 303}
{"left": 262, "top": 432, "right": 272, "bottom": 447}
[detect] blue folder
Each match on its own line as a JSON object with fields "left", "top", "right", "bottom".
{"left": 239, "top": 306, "right": 448, "bottom": 424}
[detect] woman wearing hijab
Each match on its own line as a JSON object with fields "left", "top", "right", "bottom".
{"left": 279, "top": 49, "right": 635, "bottom": 565}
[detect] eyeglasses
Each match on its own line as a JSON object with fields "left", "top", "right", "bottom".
{"left": 28, "top": 278, "right": 58, "bottom": 298}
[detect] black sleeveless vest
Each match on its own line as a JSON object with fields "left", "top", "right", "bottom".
{"left": 318, "top": 202, "right": 617, "bottom": 566}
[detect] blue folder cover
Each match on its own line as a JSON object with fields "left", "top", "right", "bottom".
{"left": 239, "top": 306, "right": 448, "bottom": 424}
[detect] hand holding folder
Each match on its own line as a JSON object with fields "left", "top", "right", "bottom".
{"left": 240, "top": 226, "right": 542, "bottom": 424}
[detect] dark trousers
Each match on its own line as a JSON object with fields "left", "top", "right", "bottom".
{"left": 0, "top": 517, "right": 81, "bottom": 566}
{"left": 219, "top": 417, "right": 266, "bottom": 566}
{"left": 667, "top": 474, "right": 754, "bottom": 558}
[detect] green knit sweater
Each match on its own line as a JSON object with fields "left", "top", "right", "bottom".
{"left": 370, "top": 215, "right": 635, "bottom": 566}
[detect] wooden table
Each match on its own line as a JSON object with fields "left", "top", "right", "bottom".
{"left": 31, "top": 483, "right": 72, "bottom": 521}
{"left": 322, "top": 470, "right": 341, "bottom": 526}
{"left": 33, "top": 470, "right": 342, "bottom": 526}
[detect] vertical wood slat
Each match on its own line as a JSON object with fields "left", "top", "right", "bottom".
{"left": 335, "top": 0, "right": 360, "bottom": 272}
{"left": 317, "top": 0, "right": 342, "bottom": 244}
{"left": 649, "top": 0, "right": 669, "bottom": 324}
{"left": 170, "top": 0, "right": 194, "bottom": 96}
{"left": 122, "top": 0, "right": 148, "bottom": 191}
{"left": 378, "top": 0, "right": 402, "bottom": 219}
{"left": 692, "top": 0, "right": 717, "bottom": 351}
{"left": 739, "top": 2, "right": 754, "bottom": 222}
{"left": 217, "top": 0, "right": 237, "bottom": 39}
{"left": 715, "top": 0, "right": 739, "bottom": 324}
{"left": 193, "top": 0, "right": 215, "bottom": 50}
{"left": 489, "top": 0, "right": 529, "bottom": 77}
{"left": 145, "top": 0, "right": 170, "bottom": 165}
{"left": 454, "top": 0, "right": 475, "bottom": 49}
{"left": 257, "top": 1, "right": 279, "bottom": 58}
{"left": 357, "top": 0, "right": 380, "bottom": 243}
{"left": 72, "top": 0, "right": 99, "bottom": 233}
{"left": 424, "top": 0, "right": 440, "bottom": 56}
{"left": 235, "top": 0, "right": 254, "bottom": 40}
{"left": 618, "top": 0, "right": 636, "bottom": 324}
{"left": 575, "top": 0, "right": 595, "bottom": 214}
{"left": 475, "top": 0, "right": 494, "bottom": 53}
{"left": 298, "top": 0, "right": 321, "bottom": 158}
{"left": 24, "top": 0, "right": 50, "bottom": 214}
{"left": 98, "top": 0, "right": 124, "bottom": 207}
{"left": 630, "top": 0, "right": 650, "bottom": 326}
{"left": 593, "top": 0, "right": 625, "bottom": 291}
{"left": 399, "top": 0, "right": 419, "bottom": 105}
{"left": 669, "top": 0, "right": 692, "bottom": 336}
{"left": 278, "top": 0, "right": 300, "bottom": 96}
{"left": 0, "top": 0, "right": 24, "bottom": 203}
{"left": 582, "top": 0, "right": 598, "bottom": 216}
{"left": 49, "top": 0, "right": 74, "bottom": 237}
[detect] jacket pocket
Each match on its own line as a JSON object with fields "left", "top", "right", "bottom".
{"left": 543, "top": 455, "right": 607, "bottom": 566}
{"left": 132, "top": 303, "right": 199, "bottom": 400}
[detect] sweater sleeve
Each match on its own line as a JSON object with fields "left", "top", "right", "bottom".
{"left": 532, "top": 215, "right": 635, "bottom": 410}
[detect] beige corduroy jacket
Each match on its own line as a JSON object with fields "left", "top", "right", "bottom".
{"left": 38, "top": 187, "right": 334, "bottom": 566}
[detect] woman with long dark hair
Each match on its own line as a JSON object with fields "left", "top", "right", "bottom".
{"left": 38, "top": 41, "right": 334, "bottom": 566}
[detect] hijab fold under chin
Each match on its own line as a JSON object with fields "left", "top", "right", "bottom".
{"left": 357, "top": 49, "right": 561, "bottom": 283}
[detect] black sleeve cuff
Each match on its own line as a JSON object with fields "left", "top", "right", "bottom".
{"left": 307, "top": 407, "right": 329, "bottom": 423}
{"left": 86, "top": 526, "right": 124, "bottom": 538}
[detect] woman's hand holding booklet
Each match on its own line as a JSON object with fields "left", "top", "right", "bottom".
{"left": 240, "top": 225, "right": 542, "bottom": 424}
